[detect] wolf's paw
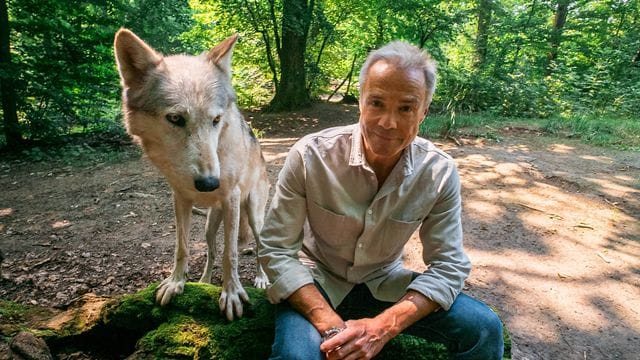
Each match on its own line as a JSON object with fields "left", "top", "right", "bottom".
{"left": 253, "top": 268, "right": 270, "bottom": 289}
{"left": 156, "top": 277, "right": 185, "bottom": 306}
{"left": 219, "top": 281, "right": 250, "bottom": 321}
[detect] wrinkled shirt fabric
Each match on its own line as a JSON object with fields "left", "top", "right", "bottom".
{"left": 259, "top": 124, "right": 470, "bottom": 310}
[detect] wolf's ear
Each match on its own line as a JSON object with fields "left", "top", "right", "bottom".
{"left": 207, "top": 34, "right": 239, "bottom": 76}
{"left": 114, "top": 28, "right": 163, "bottom": 88}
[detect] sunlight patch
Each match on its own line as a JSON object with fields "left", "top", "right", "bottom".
{"left": 0, "top": 208, "right": 14, "bottom": 217}
{"left": 547, "top": 144, "right": 575, "bottom": 154}
{"left": 52, "top": 220, "right": 72, "bottom": 229}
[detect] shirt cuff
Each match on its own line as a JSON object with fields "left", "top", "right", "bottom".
{"left": 406, "top": 275, "right": 460, "bottom": 311}
{"left": 266, "top": 267, "right": 315, "bottom": 304}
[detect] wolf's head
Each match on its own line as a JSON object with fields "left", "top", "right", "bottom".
{"left": 114, "top": 29, "right": 240, "bottom": 193}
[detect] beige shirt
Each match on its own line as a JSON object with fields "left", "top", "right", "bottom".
{"left": 258, "top": 124, "right": 470, "bottom": 311}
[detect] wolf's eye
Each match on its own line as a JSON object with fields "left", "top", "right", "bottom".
{"left": 166, "top": 114, "right": 186, "bottom": 127}
{"left": 212, "top": 115, "right": 221, "bottom": 126}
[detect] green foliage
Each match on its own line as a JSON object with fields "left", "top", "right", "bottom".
{"left": 542, "top": 115, "right": 640, "bottom": 150}
{"left": 421, "top": 113, "right": 640, "bottom": 151}
{"left": 2, "top": 0, "right": 639, "bottom": 147}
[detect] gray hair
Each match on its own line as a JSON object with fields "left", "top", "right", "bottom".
{"left": 358, "top": 41, "right": 437, "bottom": 105}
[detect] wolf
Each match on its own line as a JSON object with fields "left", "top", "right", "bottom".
{"left": 114, "top": 29, "right": 270, "bottom": 320}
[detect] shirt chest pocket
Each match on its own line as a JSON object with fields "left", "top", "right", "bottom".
{"left": 379, "top": 217, "right": 422, "bottom": 256}
{"left": 307, "top": 201, "right": 363, "bottom": 247}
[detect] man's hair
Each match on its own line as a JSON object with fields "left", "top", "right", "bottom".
{"left": 359, "top": 41, "right": 437, "bottom": 105}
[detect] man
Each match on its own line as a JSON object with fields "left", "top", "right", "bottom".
{"left": 258, "top": 41, "right": 504, "bottom": 360}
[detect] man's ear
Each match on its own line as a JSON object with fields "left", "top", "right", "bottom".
{"left": 114, "top": 28, "right": 163, "bottom": 89}
{"left": 207, "top": 34, "right": 239, "bottom": 76}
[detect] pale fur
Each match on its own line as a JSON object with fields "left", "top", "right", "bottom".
{"left": 114, "top": 28, "right": 270, "bottom": 320}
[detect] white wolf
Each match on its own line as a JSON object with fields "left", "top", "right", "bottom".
{"left": 114, "top": 29, "right": 269, "bottom": 320}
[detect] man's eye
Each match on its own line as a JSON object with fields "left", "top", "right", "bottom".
{"left": 400, "top": 106, "right": 412, "bottom": 112}
{"left": 166, "top": 114, "right": 186, "bottom": 127}
{"left": 212, "top": 115, "right": 221, "bottom": 126}
{"left": 370, "top": 100, "right": 382, "bottom": 107}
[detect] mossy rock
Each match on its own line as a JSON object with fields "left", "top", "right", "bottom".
{"left": 2, "top": 283, "right": 511, "bottom": 359}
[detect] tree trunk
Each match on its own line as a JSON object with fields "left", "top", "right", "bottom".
{"left": 546, "top": 0, "right": 570, "bottom": 75}
{"left": 475, "top": 0, "right": 493, "bottom": 69}
{"left": 0, "top": 0, "right": 22, "bottom": 148}
{"left": 510, "top": 0, "right": 538, "bottom": 71}
{"left": 268, "top": 0, "right": 313, "bottom": 111}
{"left": 633, "top": 47, "right": 640, "bottom": 66}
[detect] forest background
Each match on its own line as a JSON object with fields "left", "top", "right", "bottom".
{"left": 1, "top": 0, "right": 639, "bottom": 151}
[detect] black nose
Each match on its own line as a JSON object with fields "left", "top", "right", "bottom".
{"left": 194, "top": 176, "right": 220, "bottom": 192}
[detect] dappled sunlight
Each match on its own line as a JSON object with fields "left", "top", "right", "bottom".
{"left": 0, "top": 208, "right": 14, "bottom": 217}
{"left": 586, "top": 176, "right": 640, "bottom": 203}
{"left": 51, "top": 219, "right": 71, "bottom": 229}
{"left": 547, "top": 143, "right": 576, "bottom": 154}
{"left": 580, "top": 154, "right": 615, "bottom": 164}
{"left": 465, "top": 200, "right": 504, "bottom": 218}
{"left": 437, "top": 137, "right": 640, "bottom": 357}
{"left": 259, "top": 138, "right": 297, "bottom": 165}
{"left": 469, "top": 261, "right": 640, "bottom": 351}
{"left": 504, "top": 144, "right": 532, "bottom": 153}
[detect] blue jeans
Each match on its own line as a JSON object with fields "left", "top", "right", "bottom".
{"left": 269, "top": 283, "right": 504, "bottom": 359}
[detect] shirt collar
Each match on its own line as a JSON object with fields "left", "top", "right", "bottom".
{"left": 348, "top": 123, "right": 414, "bottom": 177}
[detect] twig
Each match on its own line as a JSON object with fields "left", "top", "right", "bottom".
{"left": 192, "top": 207, "right": 208, "bottom": 216}
{"left": 574, "top": 224, "right": 594, "bottom": 230}
{"left": 596, "top": 252, "right": 612, "bottom": 264}
{"left": 29, "top": 257, "right": 52, "bottom": 270}
{"left": 447, "top": 135, "right": 461, "bottom": 146}
{"left": 516, "top": 203, "right": 564, "bottom": 220}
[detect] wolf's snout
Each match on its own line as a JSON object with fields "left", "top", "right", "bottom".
{"left": 194, "top": 176, "right": 220, "bottom": 192}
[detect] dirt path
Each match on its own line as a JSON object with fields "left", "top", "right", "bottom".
{"left": 1, "top": 104, "right": 639, "bottom": 359}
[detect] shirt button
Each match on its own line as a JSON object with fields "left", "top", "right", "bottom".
{"left": 358, "top": 243, "right": 363, "bottom": 248}
{"left": 367, "top": 209, "right": 373, "bottom": 215}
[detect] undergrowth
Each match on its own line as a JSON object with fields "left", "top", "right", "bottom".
{"left": 421, "top": 112, "right": 639, "bottom": 151}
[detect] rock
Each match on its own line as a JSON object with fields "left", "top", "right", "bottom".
{"left": 9, "top": 331, "right": 52, "bottom": 360}
{"left": 2, "top": 284, "right": 512, "bottom": 359}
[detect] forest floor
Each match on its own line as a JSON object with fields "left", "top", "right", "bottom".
{"left": 1, "top": 103, "right": 639, "bottom": 359}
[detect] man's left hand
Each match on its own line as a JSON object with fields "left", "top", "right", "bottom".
{"left": 320, "top": 317, "right": 394, "bottom": 360}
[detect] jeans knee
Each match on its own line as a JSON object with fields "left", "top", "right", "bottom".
{"left": 463, "top": 308, "right": 504, "bottom": 359}
{"left": 483, "top": 309, "right": 504, "bottom": 346}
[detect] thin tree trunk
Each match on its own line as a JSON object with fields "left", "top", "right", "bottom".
{"left": 344, "top": 54, "right": 357, "bottom": 97}
{"left": 0, "top": 0, "right": 21, "bottom": 148}
{"left": 510, "top": 0, "right": 538, "bottom": 71}
{"left": 307, "top": 33, "right": 330, "bottom": 92}
{"left": 375, "top": 12, "right": 385, "bottom": 47}
{"left": 327, "top": 54, "right": 357, "bottom": 103}
{"left": 633, "top": 47, "right": 640, "bottom": 66}
{"left": 546, "top": 0, "right": 570, "bottom": 75}
{"left": 475, "top": 0, "right": 493, "bottom": 69}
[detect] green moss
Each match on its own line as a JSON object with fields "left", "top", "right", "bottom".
{"left": 0, "top": 300, "right": 33, "bottom": 323}
{"left": 0, "top": 300, "right": 55, "bottom": 337}
{"left": 7, "top": 283, "right": 512, "bottom": 359}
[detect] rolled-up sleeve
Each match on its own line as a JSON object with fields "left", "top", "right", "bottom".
{"left": 406, "top": 162, "right": 471, "bottom": 310}
{"left": 258, "top": 144, "right": 315, "bottom": 304}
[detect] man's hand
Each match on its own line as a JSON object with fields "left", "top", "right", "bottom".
{"left": 320, "top": 317, "right": 393, "bottom": 360}
{"left": 320, "top": 290, "right": 440, "bottom": 359}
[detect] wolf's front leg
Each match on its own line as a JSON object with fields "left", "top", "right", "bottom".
{"left": 219, "top": 189, "right": 249, "bottom": 320}
{"left": 200, "top": 206, "right": 222, "bottom": 283}
{"left": 156, "top": 193, "right": 193, "bottom": 306}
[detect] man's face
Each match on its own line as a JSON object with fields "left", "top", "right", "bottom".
{"left": 359, "top": 60, "right": 428, "bottom": 164}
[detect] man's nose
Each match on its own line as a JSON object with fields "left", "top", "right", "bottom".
{"left": 378, "top": 111, "right": 399, "bottom": 129}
